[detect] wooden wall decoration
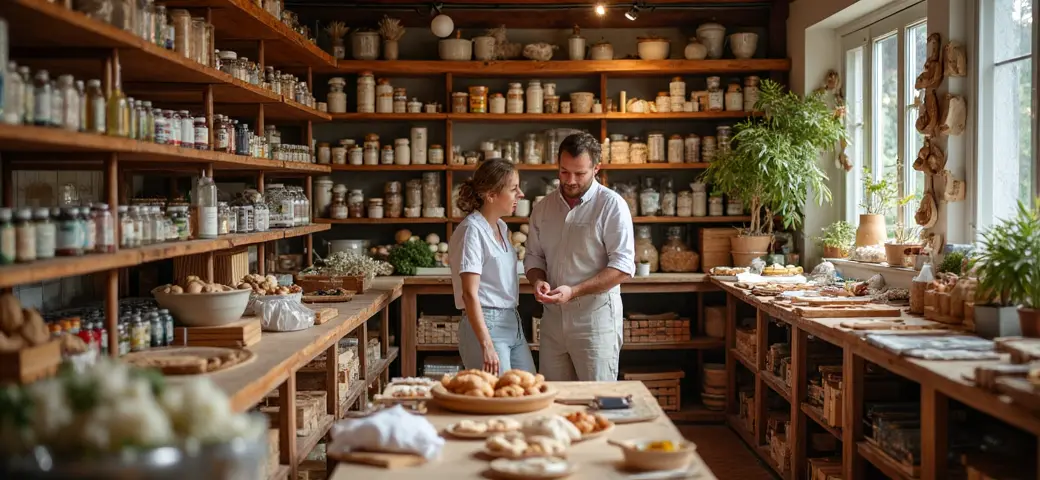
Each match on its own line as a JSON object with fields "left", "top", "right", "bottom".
{"left": 943, "top": 41, "right": 967, "bottom": 77}
{"left": 914, "top": 136, "right": 947, "bottom": 174}
{"left": 915, "top": 89, "right": 940, "bottom": 137}
{"left": 815, "top": 69, "right": 852, "bottom": 172}
{"left": 915, "top": 33, "right": 944, "bottom": 89}
{"left": 939, "top": 93, "right": 967, "bottom": 136}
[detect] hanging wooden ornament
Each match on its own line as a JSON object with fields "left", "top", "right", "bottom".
{"left": 939, "top": 94, "right": 967, "bottom": 136}
{"left": 914, "top": 137, "right": 947, "bottom": 174}
{"left": 915, "top": 191, "right": 939, "bottom": 228}
{"left": 915, "top": 33, "right": 945, "bottom": 89}
{"left": 915, "top": 89, "right": 940, "bottom": 136}
{"left": 943, "top": 41, "right": 967, "bottom": 77}
{"left": 939, "top": 170, "right": 967, "bottom": 202}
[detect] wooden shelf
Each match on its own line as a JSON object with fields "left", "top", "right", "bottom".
{"left": 449, "top": 113, "right": 604, "bottom": 122}
{"left": 666, "top": 404, "right": 727, "bottom": 423}
{"left": 339, "top": 378, "right": 368, "bottom": 417}
{"left": 601, "top": 163, "right": 712, "bottom": 170}
{"left": 732, "top": 348, "right": 756, "bottom": 372}
{"left": 0, "top": 125, "right": 331, "bottom": 173}
{"left": 445, "top": 216, "right": 751, "bottom": 225}
{"left": 857, "top": 441, "right": 915, "bottom": 480}
{"left": 330, "top": 164, "right": 448, "bottom": 172}
{"left": 314, "top": 218, "right": 447, "bottom": 225}
{"left": 163, "top": 0, "right": 335, "bottom": 68}
{"left": 294, "top": 414, "right": 334, "bottom": 465}
{"left": 727, "top": 414, "right": 758, "bottom": 448}
{"left": 0, "top": 224, "right": 329, "bottom": 289}
{"left": 329, "top": 112, "right": 757, "bottom": 122}
{"left": 333, "top": 59, "right": 792, "bottom": 77}
{"left": 330, "top": 113, "right": 448, "bottom": 121}
{"left": 449, "top": 164, "right": 558, "bottom": 171}
{"left": 760, "top": 370, "right": 792, "bottom": 402}
{"left": 800, "top": 403, "right": 841, "bottom": 439}
{"left": 419, "top": 338, "right": 722, "bottom": 352}
{"left": 605, "top": 111, "right": 760, "bottom": 120}
{"left": 756, "top": 445, "right": 791, "bottom": 480}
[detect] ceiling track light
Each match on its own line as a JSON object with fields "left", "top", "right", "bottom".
{"left": 594, "top": 3, "right": 606, "bottom": 15}
{"left": 625, "top": 4, "right": 640, "bottom": 21}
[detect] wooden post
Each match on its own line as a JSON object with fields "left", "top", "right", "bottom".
{"left": 381, "top": 307, "right": 390, "bottom": 358}
{"left": 790, "top": 327, "right": 808, "bottom": 477}
{"left": 920, "top": 386, "right": 948, "bottom": 480}
{"left": 106, "top": 153, "right": 118, "bottom": 247}
{"left": 256, "top": 104, "right": 265, "bottom": 137}
{"left": 754, "top": 308, "right": 768, "bottom": 445}
{"left": 358, "top": 321, "right": 369, "bottom": 382}
{"left": 305, "top": 176, "right": 313, "bottom": 266}
{"left": 2, "top": 155, "right": 12, "bottom": 208}
{"left": 725, "top": 293, "right": 737, "bottom": 414}
{"left": 278, "top": 376, "right": 298, "bottom": 478}
{"left": 106, "top": 269, "right": 119, "bottom": 357}
{"left": 401, "top": 288, "right": 417, "bottom": 377}
{"left": 325, "top": 343, "right": 339, "bottom": 418}
{"left": 258, "top": 40, "right": 265, "bottom": 71}
{"left": 842, "top": 348, "right": 865, "bottom": 480}
{"left": 205, "top": 85, "right": 215, "bottom": 148}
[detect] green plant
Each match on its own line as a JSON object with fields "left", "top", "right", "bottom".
{"left": 815, "top": 221, "right": 856, "bottom": 249}
{"left": 938, "top": 251, "right": 966, "bottom": 275}
{"left": 859, "top": 167, "right": 916, "bottom": 215}
{"left": 387, "top": 238, "right": 436, "bottom": 275}
{"left": 970, "top": 199, "right": 1040, "bottom": 308}
{"left": 700, "top": 80, "right": 847, "bottom": 235}
{"left": 889, "top": 223, "right": 922, "bottom": 244}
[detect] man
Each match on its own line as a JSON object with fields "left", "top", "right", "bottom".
{"left": 523, "top": 132, "right": 636, "bottom": 381}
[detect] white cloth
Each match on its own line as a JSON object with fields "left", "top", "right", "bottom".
{"left": 524, "top": 181, "right": 634, "bottom": 382}
{"left": 327, "top": 405, "right": 444, "bottom": 460}
{"left": 735, "top": 272, "right": 809, "bottom": 284}
{"left": 448, "top": 212, "right": 519, "bottom": 309}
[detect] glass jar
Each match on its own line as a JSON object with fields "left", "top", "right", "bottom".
{"left": 706, "top": 76, "right": 724, "bottom": 112}
{"left": 405, "top": 180, "right": 423, "bottom": 209}
{"left": 317, "top": 142, "right": 331, "bottom": 164}
{"left": 327, "top": 77, "right": 347, "bottom": 113}
{"left": 617, "top": 183, "right": 638, "bottom": 217}
{"left": 330, "top": 188, "right": 349, "bottom": 219}
{"left": 265, "top": 184, "right": 292, "bottom": 228}
{"left": 634, "top": 225, "right": 659, "bottom": 273}
{"left": 507, "top": 83, "right": 524, "bottom": 114}
{"left": 677, "top": 191, "right": 693, "bottom": 217}
{"left": 523, "top": 133, "right": 542, "bottom": 164}
{"left": 744, "top": 76, "right": 760, "bottom": 112}
{"left": 349, "top": 146, "right": 363, "bottom": 165}
{"left": 422, "top": 172, "right": 441, "bottom": 208}
{"left": 357, "top": 71, "right": 375, "bottom": 113}
{"left": 709, "top": 195, "right": 725, "bottom": 216}
{"left": 94, "top": 203, "right": 115, "bottom": 252}
{"left": 660, "top": 226, "right": 699, "bottom": 273}
{"left": 237, "top": 205, "right": 254, "bottom": 233}
{"left": 647, "top": 132, "right": 665, "bottom": 163}
{"left": 451, "top": 92, "right": 468, "bottom": 113}
{"left": 376, "top": 78, "right": 393, "bottom": 113}
{"left": 667, "top": 135, "right": 684, "bottom": 164}
{"left": 380, "top": 145, "right": 395, "bottom": 165}
{"left": 393, "top": 88, "right": 407, "bottom": 113}
{"left": 408, "top": 97, "right": 423, "bottom": 113}
{"left": 469, "top": 86, "right": 488, "bottom": 113}
{"left": 363, "top": 133, "right": 380, "bottom": 165}
{"left": 610, "top": 138, "right": 630, "bottom": 164}
{"left": 526, "top": 80, "right": 543, "bottom": 114}
{"left": 655, "top": 91, "right": 671, "bottom": 113}
{"left": 629, "top": 137, "right": 648, "bottom": 164}
{"left": 171, "top": 9, "right": 192, "bottom": 59}
{"left": 639, "top": 177, "right": 659, "bottom": 216}
{"left": 702, "top": 136, "right": 717, "bottom": 162}
{"left": 410, "top": 127, "right": 427, "bottom": 165}
{"left": 385, "top": 181, "right": 403, "bottom": 218}
{"left": 429, "top": 144, "right": 444, "bottom": 165}
{"left": 367, "top": 198, "right": 384, "bottom": 219}
{"left": 669, "top": 76, "right": 686, "bottom": 99}
{"left": 660, "top": 178, "right": 676, "bottom": 216}
{"left": 217, "top": 202, "right": 230, "bottom": 234}
{"left": 190, "top": 17, "right": 207, "bottom": 64}
{"left": 347, "top": 189, "right": 365, "bottom": 218}
{"left": 727, "top": 199, "right": 744, "bottom": 216}
{"left": 118, "top": 206, "right": 134, "bottom": 247}
{"left": 691, "top": 182, "right": 708, "bottom": 217}
{"left": 194, "top": 117, "right": 209, "bottom": 150}
{"left": 725, "top": 83, "right": 744, "bottom": 112}
{"left": 34, "top": 208, "right": 55, "bottom": 260}
{"left": 489, "top": 93, "right": 506, "bottom": 114}
{"left": 394, "top": 138, "right": 411, "bottom": 165}
{"left": 543, "top": 95, "right": 560, "bottom": 114}
{"left": 716, "top": 126, "right": 732, "bottom": 153}
{"left": 684, "top": 134, "right": 701, "bottom": 163}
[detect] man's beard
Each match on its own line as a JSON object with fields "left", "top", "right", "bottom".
{"left": 561, "top": 181, "right": 591, "bottom": 199}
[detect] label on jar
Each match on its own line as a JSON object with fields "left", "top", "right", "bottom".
{"left": 83, "top": 220, "right": 96, "bottom": 251}
{"left": 98, "top": 220, "right": 115, "bottom": 250}
{"left": 194, "top": 126, "right": 209, "bottom": 149}
{"left": 255, "top": 208, "right": 269, "bottom": 232}
{"left": 34, "top": 91, "right": 50, "bottom": 125}
{"left": 198, "top": 206, "right": 218, "bottom": 238}
{"left": 16, "top": 224, "right": 36, "bottom": 261}
{"left": 36, "top": 223, "right": 56, "bottom": 259}
{"left": 215, "top": 126, "right": 229, "bottom": 150}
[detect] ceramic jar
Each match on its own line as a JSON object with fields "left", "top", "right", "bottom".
{"left": 393, "top": 88, "right": 407, "bottom": 113}
{"left": 684, "top": 38, "right": 708, "bottom": 60}
{"left": 526, "top": 80, "right": 544, "bottom": 114}
{"left": 473, "top": 36, "right": 496, "bottom": 61}
{"left": 696, "top": 23, "right": 726, "bottom": 59}
{"left": 349, "top": 146, "right": 363, "bottom": 165}
{"left": 376, "top": 79, "right": 393, "bottom": 113}
{"left": 429, "top": 144, "right": 444, "bottom": 164}
{"left": 569, "top": 92, "right": 595, "bottom": 114}
{"left": 394, "top": 138, "right": 410, "bottom": 165}
{"left": 356, "top": 72, "right": 375, "bottom": 113}
{"left": 411, "top": 127, "right": 428, "bottom": 164}
{"left": 706, "top": 76, "right": 724, "bottom": 112}
{"left": 490, "top": 93, "right": 506, "bottom": 114}
{"left": 380, "top": 145, "right": 394, "bottom": 165}
{"left": 317, "top": 143, "right": 331, "bottom": 164}
{"left": 351, "top": 31, "right": 380, "bottom": 60}
{"left": 691, "top": 182, "right": 708, "bottom": 217}
{"left": 331, "top": 146, "right": 347, "bottom": 164}
{"left": 568, "top": 26, "right": 586, "bottom": 60}
{"left": 589, "top": 39, "right": 613, "bottom": 60}
{"left": 647, "top": 132, "right": 665, "bottom": 163}
{"left": 451, "top": 92, "right": 469, "bottom": 113}
{"left": 708, "top": 195, "right": 724, "bottom": 216}
{"left": 636, "top": 37, "right": 670, "bottom": 60}
{"left": 327, "top": 77, "right": 347, "bottom": 114}
{"left": 744, "top": 76, "right": 760, "bottom": 112}
{"left": 677, "top": 191, "right": 693, "bottom": 217}
{"left": 669, "top": 76, "right": 686, "bottom": 99}
{"left": 507, "top": 83, "right": 524, "bottom": 114}
{"left": 655, "top": 91, "right": 671, "bottom": 113}
{"left": 667, "top": 135, "right": 684, "bottom": 163}
{"left": 725, "top": 83, "right": 743, "bottom": 111}
{"left": 407, "top": 98, "right": 423, "bottom": 113}
{"left": 363, "top": 134, "right": 380, "bottom": 165}
{"left": 439, "top": 36, "right": 473, "bottom": 60}
{"left": 684, "top": 134, "right": 701, "bottom": 163}
{"left": 729, "top": 33, "right": 759, "bottom": 59}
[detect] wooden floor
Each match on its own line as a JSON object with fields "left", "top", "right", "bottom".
{"left": 678, "top": 425, "right": 778, "bottom": 480}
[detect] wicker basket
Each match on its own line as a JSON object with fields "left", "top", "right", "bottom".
{"left": 623, "top": 317, "right": 691, "bottom": 343}
{"left": 621, "top": 368, "right": 685, "bottom": 412}
{"left": 417, "top": 315, "right": 460, "bottom": 345}
{"left": 173, "top": 247, "right": 249, "bottom": 285}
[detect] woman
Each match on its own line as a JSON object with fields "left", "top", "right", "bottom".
{"left": 448, "top": 158, "right": 534, "bottom": 375}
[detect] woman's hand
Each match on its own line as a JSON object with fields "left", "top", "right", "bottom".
{"left": 482, "top": 344, "right": 500, "bottom": 374}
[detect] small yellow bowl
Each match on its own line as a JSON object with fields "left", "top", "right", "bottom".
{"left": 608, "top": 438, "right": 697, "bottom": 472}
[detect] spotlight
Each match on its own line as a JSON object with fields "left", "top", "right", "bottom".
{"left": 625, "top": 4, "right": 640, "bottom": 21}
{"left": 594, "top": 3, "right": 606, "bottom": 15}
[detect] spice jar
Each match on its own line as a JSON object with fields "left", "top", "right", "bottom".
{"left": 429, "top": 144, "right": 445, "bottom": 165}
{"left": 691, "top": 182, "right": 708, "bottom": 217}
{"left": 543, "top": 95, "right": 560, "bottom": 114}
{"left": 55, "top": 208, "right": 82, "bottom": 257}
{"left": 669, "top": 76, "right": 686, "bottom": 99}
{"left": 14, "top": 208, "right": 36, "bottom": 263}
{"left": 405, "top": 179, "right": 423, "bottom": 208}
{"left": 647, "top": 132, "right": 665, "bottom": 163}
{"left": 348, "top": 189, "right": 365, "bottom": 218}
{"left": 349, "top": 145, "right": 363, "bottom": 165}
{"left": 330, "top": 145, "right": 345, "bottom": 164}
{"left": 629, "top": 137, "right": 648, "bottom": 164}
{"left": 524, "top": 133, "right": 543, "bottom": 164}
{"left": 706, "top": 76, "right": 724, "bottom": 111}
{"left": 469, "top": 86, "right": 488, "bottom": 113}
{"left": 394, "top": 138, "right": 411, "bottom": 165}
{"left": 716, "top": 126, "right": 732, "bottom": 153}
{"left": 655, "top": 91, "right": 671, "bottom": 113}
{"left": 376, "top": 78, "right": 393, "bottom": 113}
{"left": 489, "top": 93, "right": 506, "bottom": 114}
{"left": 385, "top": 181, "right": 403, "bottom": 218}
{"left": 727, "top": 199, "right": 744, "bottom": 216}
{"left": 660, "top": 178, "right": 676, "bottom": 216}
{"left": 451, "top": 92, "right": 469, "bottom": 113}
{"left": 317, "top": 142, "right": 331, "bottom": 164}
{"left": 363, "top": 134, "right": 380, "bottom": 165}
{"left": 34, "top": 208, "right": 55, "bottom": 260}
{"left": 725, "top": 83, "right": 743, "bottom": 112}
{"left": 744, "top": 76, "right": 760, "bottom": 111}
{"left": 702, "top": 136, "right": 717, "bottom": 162}
{"left": 639, "top": 177, "right": 660, "bottom": 216}
{"left": 0, "top": 209, "right": 14, "bottom": 265}
{"left": 254, "top": 202, "right": 270, "bottom": 232}
{"left": 407, "top": 97, "right": 422, "bottom": 113}
{"left": 667, "top": 134, "right": 684, "bottom": 163}
{"left": 357, "top": 71, "right": 376, "bottom": 113}
{"left": 684, "top": 134, "right": 701, "bottom": 163}
{"left": 660, "top": 226, "right": 699, "bottom": 273}
{"left": 708, "top": 194, "right": 725, "bottom": 216}
{"left": 507, "top": 83, "right": 524, "bottom": 114}
{"left": 610, "top": 137, "right": 630, "bottom": 164}
{"left": 367, "top": 198, "right": 384, "bottom": 219}
{"left": 327, "top": 77, "right": 347, "bottom": 113}
{"left": 677, "top": 191, "right": 693, "bottom": 217}
{"left": 94, "top": 203, "right": 115, "bottom": 253}
{"left": 634, "top": 226, "right": 659, "bottom": 273}
{"left": 330, "top": 186, "right": 349, "bottom": 219}
{"left": 380, "top": 145, "right": 395, "bottom": 165}
{"left": 217, "top": 202, "right": 230, "bottom": 235}
{"left": 237, "top": 205, "right": 254, "bottom": 233}
{"left": 526, "top": 80, "right": 543, "bottom": 114}
{"left": 393, "top": 87, "right": 407, "bottom": 113}
{"left": 410, "top": 127, "right": 427, "bottom": 164}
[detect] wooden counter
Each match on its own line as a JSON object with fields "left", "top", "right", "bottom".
{"left": 328, "top": 381, "right": 717, "bottom": 480}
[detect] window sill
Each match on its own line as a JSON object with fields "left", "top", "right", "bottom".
{"left": 827, "top": 258, "right": 917, "bottom": 290}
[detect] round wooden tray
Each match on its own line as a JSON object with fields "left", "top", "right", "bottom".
{"left": 122, "top": 346, "right": 255, "bottom": 376}
{"left": 487, "top": 458, "right": 575, "bottom": 480}
{"left": 431, "top": 384, "right": 558, "bottom": 415}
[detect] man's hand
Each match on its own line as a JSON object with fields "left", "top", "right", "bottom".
{"left": 533, "top": 279, "right": 554, "bottom": 304}
{"left": 544, "top": 285, "right": 575, "bottom": 304}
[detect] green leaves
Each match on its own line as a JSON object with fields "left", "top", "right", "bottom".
{"left": 387, "top": 238, "right": 436, "bottom": 276}
{"left": 972, "top": 199, "right": 1040, "bottom": 307}
{"left": 815, "top": 221, "right": 856, "bottom": 249}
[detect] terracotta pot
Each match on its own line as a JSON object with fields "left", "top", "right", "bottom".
{"left": 730, "top": 235, "right": 772, "bottom": 254}
{"left": 884, "top": 243, "right": 917, "bottom": 267}
{"left": 822, "top": 245, "right": 847, "bottom": 259}
{"left": 731, "top": 251, "right": 767, "bottom": 268}
{"left": 855, "top": 214, "right": 887, "bottom": 246}
{"left": 1019, "top": 307, "right": 1040, "bottom": 338}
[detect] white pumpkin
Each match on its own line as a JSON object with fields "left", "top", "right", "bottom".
{"left": 521, "top": 415, "right": 581, "bottom": 446}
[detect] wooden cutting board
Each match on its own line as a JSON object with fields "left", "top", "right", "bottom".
{"left": 995, "top": 337, "right": 1040, "bottom": 364}
{"left": 122, "top": 346, "right": 255, "bottom": 375}
{"left": 173, "top": 318, "right": 261, "bottom": 348}
{"left": 311, "top": 307, "right": 339, "bottom": 325}
{"left": 793, "top": 304, "right": 903, "bottom": 318}
{"left": 329, "top": 450, "right": 427, "bottom": 469}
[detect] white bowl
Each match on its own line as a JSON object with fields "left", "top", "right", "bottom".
{"left": 439, "top": 38, "right": 472, "bottom": 61}
{"left": 151, "top": 287, "right": 251, "bottom": 327}
{"left": 637, "top": 39, "right": 670, "bottom": 60}
{"left": 729, "top": 33, "right": 759, "bottom": 59}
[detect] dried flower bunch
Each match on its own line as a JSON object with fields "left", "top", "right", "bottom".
{"left": 378, "top": 15, "right": 406, "bottom": 41}
{"left": 302, "top": 252, "right": 393, "bottom": 280}
{"left": 325, "top": 21, "right": 349, "bottom": 40}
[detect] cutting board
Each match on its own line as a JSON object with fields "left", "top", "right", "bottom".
{"left": 329, "top": 450, "right": 426, "bottom": 469}
{"left": 792, "top": 304, "right": 903, "bottom": 318}
{"left": 303, "top": 292, "right": 355, "bottom": 303}
{"left": 995, "top": 337, "right": 1040, "bottom": 364}
{"left": 311, "top": 307, "right": 339, "bottom": 325}
{"left": 786, "top": 296, "right": 874, "bottom": 306}
{"left": 173, "top": 318, "right": 261, "bottom": 348}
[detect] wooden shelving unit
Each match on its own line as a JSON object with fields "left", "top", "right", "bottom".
{"left": 330, "top": 59, "right": 792, "bottom": 76}
{"left": 317, "top": 216, "right": 753, "bottom": 226}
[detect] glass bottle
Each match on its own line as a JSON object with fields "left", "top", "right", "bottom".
{"left": 169, "top": 110, "right": 181, "bottom": 146}
{"left": 633, "top": 225, "right": 659, "bottom": 273}
{"left": 179, "top": 110, "right": 194, "bottom": 147}
{"left": 660, "top": 226, "right": 697, "bottom": 273}
{"left": 118, "top": 205, "right": 134, "bottom": 247}
{"left": 106, "top": 62, "right": 130, "bottom": 137}
{"left": 525, "top": 80, "right": 543, "bottom": 114}
{"left": 677, "top": 190, "right": 693, "bottom": 217}
{"left": 143, "top": 101, "right": 155, "bottom": 141}
{"left": 0, "top": 208, "right": 14, "bottom": 265}
{"left": 131, "top": 205, "right": 150, "bottom": 245}
{"left": 629, "top": 136, "right": 648, "bottom": 164}
{"left": 33, "top": 70, "right": 52, "bottom": 126}
{"left": 58, "top": 75, "right": 79, "bottom": 131}
{"left": 82, "top": 205, "right": 97, "bottom": 253}
{"left": 49, "top": 79, "right": 63, "bottom": 128}
{"left": 15, "top": 208, "right": 36, "bottom": 263}
{"left": 34, "top": 208, "right": 55, "bottom": 260}
{"left": 660, "top": 178, "right": 676, "bottom": 216}
{"left": 639, "top": 177, "right": 660, "bottom": 217}
{"left": 55, "top": 208, "right": 81, "bottom": 257}
{"left": 19, "top": 66, "right": 34, "bottom": 125}
{"left": 329, "top": 188, "right": 348, "bottom": 219}
{"left": 691, "top": 182, "right": 707, "bottom": 217}
{"left": 524, "top": 133, "right": 542, "bottom": 164}
{"left": 706, "top": 76, "right": 724, "bottom": 112}
{"left": 75, "top": 80, "right": 86, "bottom": 132}
{"left": 708, "top": 194, "right": 725, "bottom": 216}
{"left": 94, "top": 203, "right": 115, "bottom": 253}
{"left": 194, "top": 171, "right": 218, "bottom": 239}
{"left": 347, "top": 189, "right": 364, "bottom": 218}
{"left": 2, "top": 62, "right": 24, "bottom": 125}
{"left": 126, "top": 96, "right": 138, "bottom": 139}
{"left": 384, "top": 181, "right": 403, "bottom": 218}
{"left": 153, "top": 5, "right": 168, "bottom": 47}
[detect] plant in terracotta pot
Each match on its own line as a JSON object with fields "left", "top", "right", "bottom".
{"left": 700, "top": 79, "right": 846, "bottom": 267}
{"left": 814, "top": 221, "right": 855, "bottom": 259}
{"left": 857, "top": 167, "right": 916, "bottom": 247}
{"left": 883, "top": 223, "right": 922, "bottom": 267}
{"left": 970, "top": 199, "right": 1040, "bottom": 337}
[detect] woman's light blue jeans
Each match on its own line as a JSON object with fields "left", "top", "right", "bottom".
{"left": 458, "top": 306, "right": 536, "bottom": 375}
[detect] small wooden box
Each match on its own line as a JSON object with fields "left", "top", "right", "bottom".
{"left": 699, "top": 227, "right": 741, "bottom": 272}
{"left": 418, "top": 315, "right": 460, "bottom": 345}
{"left": 622, "top": 368, "right": 685, "bottom": 412}
{"left": 295, "top": 274, "right": 370, "bottom": 293}
{"left": 174, "top": 247, "right": 249, "bottom": 286}
{"left": 173, "top": 318, "right": 261, "bottom": 348}
{"left": 0, "top": 340, "right": 62, "bottom": 384}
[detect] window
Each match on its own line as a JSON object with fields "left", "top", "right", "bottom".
{"left": 841, "top": 2, "right": 928, "bottom": 231}
{"left": 977, "top": 0, "right": 1036, "bottom": 234}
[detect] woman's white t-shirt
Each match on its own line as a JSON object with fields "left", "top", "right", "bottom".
{"left": 448, "top": 212, "right": 519, "bottom": 310}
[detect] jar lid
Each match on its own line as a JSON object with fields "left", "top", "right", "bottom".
{"left": 394, "top": 138, "right": 410, "bottom": 144}
{"left": 328, "top": 77, "right": 345, "bottom": 85}
{"left": 672, "top": 76, "right": 683, "bottom": 82}
{"left": 468, "top": 86, "right": 488, "bottom": 93}
{"left": 368, "top": 198, "right": 384, "bottom": 205}
{"left": 318, "top": 142, "right": 330, "bottom": 147}
{"left": 377, "top": 78, "right": 390, "bottom": 85}
{"left": 670, "top": 134, "right": 682, "bottom": 139}
{"left": 491, "top": 93, "right": 504, "bottom": 98}
{"left": 382, "top": 145, "right": 393, "bottom": 150}
{"left": 430, "top": 144, "right": 443, "bottom": 149}
{"left": 637, "top": 36, "right": 668, "bottom": 42}
{"left": 365, "top": 133, "right": 380, "bottom": 141}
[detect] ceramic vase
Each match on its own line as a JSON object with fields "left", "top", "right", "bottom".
{"left": 855, "top": 214, "right": 887, "bottom": 246}
{"left": 383, "top": 39, "right": 399, "bottom": 60}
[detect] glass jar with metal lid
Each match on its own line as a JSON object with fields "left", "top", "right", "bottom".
{"left": 629, "top": 136, "right": 648, "bottom": 164}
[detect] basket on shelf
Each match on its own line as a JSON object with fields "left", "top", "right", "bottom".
{"left": 622, "top": 314, "right": 691, "bottom": 343}
{"left": 294, "top": 274, "right": 370, "bottom": 294}
{"left": 417, "top": 314, "right": 460, "bottom": 345}
{"left": 173, "top": 247, "right": 249, "bottom": 285}
{"left": 621, "top": 367, "right": 685, "bottom": 412}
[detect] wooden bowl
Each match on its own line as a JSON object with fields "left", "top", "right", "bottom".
{"left": 430, "top": 384, "right": 558, "bottom": 415}
{"left": 701, "top": 363, "right": 726, "bottom": 389}
{"left": 608, "top": 438, "right": 696, "bottom": 472}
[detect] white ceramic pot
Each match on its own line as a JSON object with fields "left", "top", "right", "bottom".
{"left": 684, "top": 38, "right": 708, "bottom": 60}
{"left": 568, "top": 35, "right": 586, "bottom": 60}
{"left": 351, "top": 31, "right": 380, "bottom": 60}
{"left": 473, "top": 36, "right": 496, "bottom": 61}
{"left": 637, "top": 38, "right": 670, "bottom": 60}
{"left": 588, "top": 40, "right": 613, "bottom": 60}
{"left": 729, "top": 33, "right": 759, "bottom": 59}
{"left": 439, "top": 38, "right": 473, "bottom": 60}
{"left": 569, "top": 92, "right": 595, "bottom": 114}
{"left": 696, "top": 23, "right": 726, "bottom": 59}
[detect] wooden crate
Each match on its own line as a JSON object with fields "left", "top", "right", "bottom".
{"left": 295, "top": 274, "right": 370, "bottom": 293}
{"left": 0, "top": 340, "right": 62, "bottom": 384}
{"left": 417, "top": 315, "right": 460, "bottom": 345}
{"left": 261, "top": 391, "right": 326, "bottom": 437}
{"left": 622, "top": 368, "right": 685, "bottom": 412}
{"left": 174, "top": 247, "right": 249, "bottom": 285}
{"left": 808, "top": 457, "right": 843, "bottom": 480}
{"left": 699, "top": 227, "right": 741, "bottom": 272}
{"left": 622, "top": 317, "right": 691, "bottom": 343}
{"left": 173, "top": 318, "right": 261, "bottom": 348}
{"left": 532, "top": 316, "right": 541, "bottom": 343}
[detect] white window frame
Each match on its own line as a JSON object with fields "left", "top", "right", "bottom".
{"left": 974, "top": 0, "right": 1038, "bottom": 238}
{"left": 840, "top": 2, "right": 929, "bottom": 226}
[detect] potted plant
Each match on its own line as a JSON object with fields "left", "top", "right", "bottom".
{"left": 701, "top": 80, "right": 846, "bottom": 267}
{"left": 884, "top": 223, "right": 922, "bottom": 267}
{"left": 971, "top": 200, "right": 1040, "bottom": 337}
{"left": 815, "top": 221, "right": 855, "bottom": 258}
{"left": 857, "top": 167, "right": 916, "bottom": 246}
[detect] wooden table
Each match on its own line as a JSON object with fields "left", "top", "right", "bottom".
{"left": 329, "top": 381, "right": 718, "bottom": 480}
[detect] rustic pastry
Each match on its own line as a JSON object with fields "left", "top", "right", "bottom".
{"left": 457, "top": 368, "right": 499, "bottom": 385}
{"left": 522, "top": 415, "right": 582, "bottom": 446}
{"left": 448, "top": 373, "right": 485, "bottom": 392}
{"left": 496, "top": 371, "right": 525, "bottom": 388}
{"left": 915, "top": 89, "right": 940, "bottom": 136}
{"left": 495, "top": 384, "right": 526, "bottom": 397}
{"left": 466, "top": 381, "right": 496, "bottom": 397}
{"left": 20, "top": 309, "right": 50, "bottom": 346}
{"left": 915, "top": 33, "right": 944, "bottom": 89}
{"left": 0, "top": 331, "right": 25, "bottom": 353}
{"left": 0, "top": 294, "right": 24, "bottom": 336}
{"left": 515, "top": 370, "right": 538, "bottom": 389}
{"left": 486, "top": 417, "right": 521, "bottom": 432}
{"left": 487, "top": 432, "right": 529, "bottom": 457}
{"left": 525, "top": 436, "right": 567, "bottom": 457}
{"left": 939, "top": 94, "right": 966, "bottom": 136}
{"left": 454, "top": 419, "right": 489, "bottom": 434}
{"left": 943, "top": 41, "right": 967, "bottom": 77}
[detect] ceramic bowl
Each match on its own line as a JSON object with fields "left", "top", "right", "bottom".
{"left": 351, "top": 32, "right": 380, "bottom": 61}
{"left": 439, "top": 38, "right": 473, "bottom": 61}
{"left": 588, "top": 41, "right": 613, "bottom": 60}
{"left": 569, "top": 92, "right": 596, "bottom": 114}
{"left": 637, "top": 38, "right": 670, "bottom": 60}
{"left": 696, "top": 23, "right": 726, "bottom": 59}
{"left": 608, "top": 438, "right": 697, "bottom": 472}
{"left": 473, "top": 36, "right": 496, "bottom": 61}
{"left": 729, "top": 33, "right": 759, "bottom": 59}
{"left": 151, "top": 287, "right": 251, "bottom": 327}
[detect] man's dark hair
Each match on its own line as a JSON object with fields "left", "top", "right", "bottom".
{"left": 557, "top": 132, "right": 602, "bottom": 165}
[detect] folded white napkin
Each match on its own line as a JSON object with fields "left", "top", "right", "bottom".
{"left": 735, "top": 272, "right": 809, "bottom": 284}
{"left": 327, "top": 405, "right": 444, "bottom": 460}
